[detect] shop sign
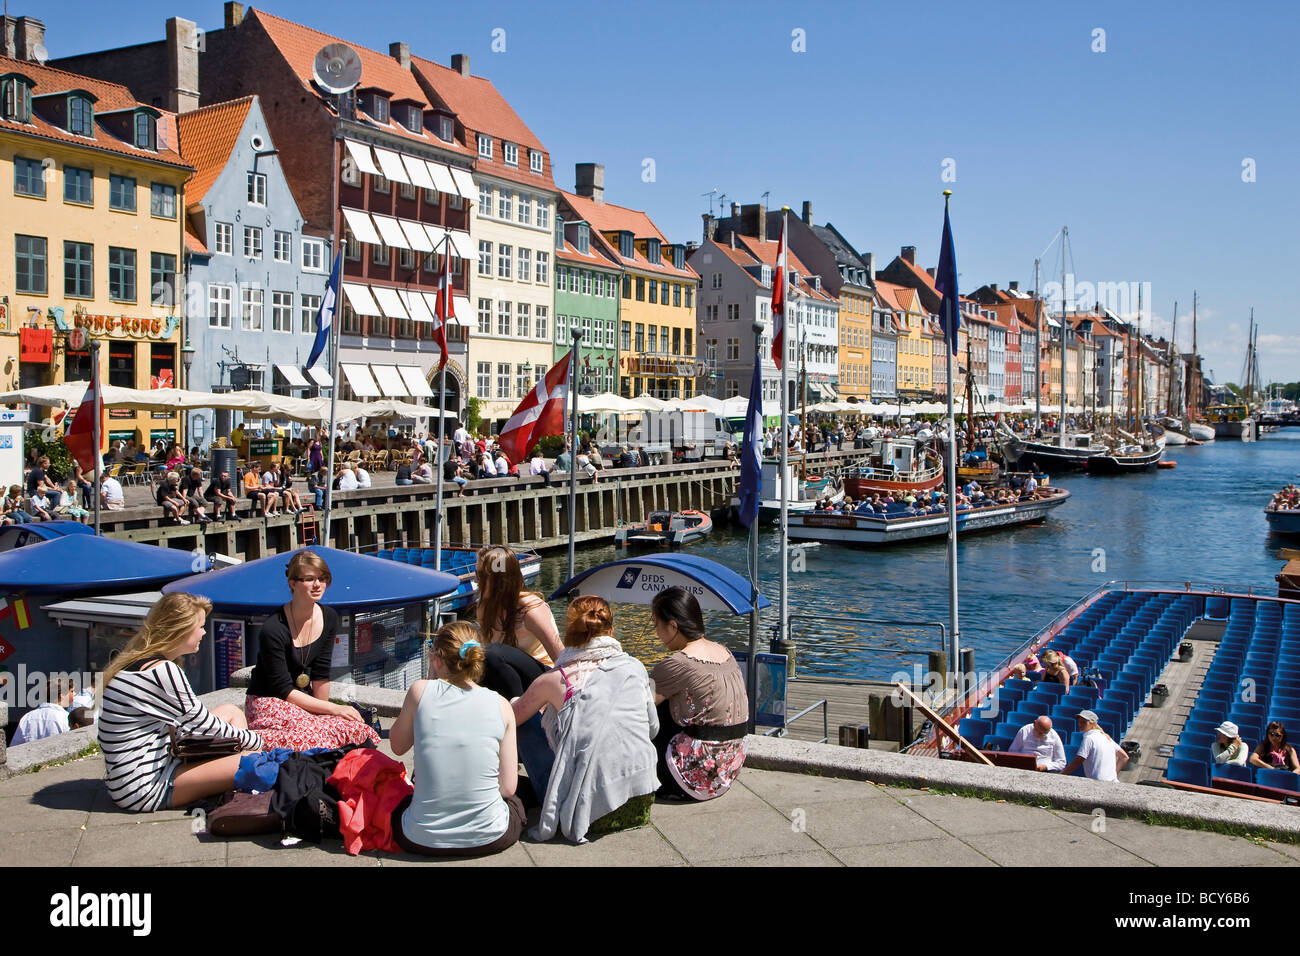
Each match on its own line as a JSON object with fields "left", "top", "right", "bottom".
{"left": 19, "top": 328, "right": 53, "bottom": 363}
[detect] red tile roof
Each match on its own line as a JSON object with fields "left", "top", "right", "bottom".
{"left": 409, "top": 53, "right": 552, "bottom": 191}
{"left": 873, "top": 280, "right": 907, "bottom": 312}
{"left": 0, "top": 54, "right": 189, "bottom": 170}
{"left": 175, "top": 95, "right": 255, "bottom": 204}
{"left": 184, "top": 225, "right": 209, "bottom": 254}
{"left": 249, "top": 10, "right": 466, "bottom": 154}
{"left": 733, "top": 234, "right": 832, "bottom": 301}
{"left": 561, "top": 191, "right": 696, "bottom": 279}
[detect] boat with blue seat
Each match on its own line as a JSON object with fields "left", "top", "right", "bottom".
{"left": 373, "top": 545, "right": 541, "bottom": 614}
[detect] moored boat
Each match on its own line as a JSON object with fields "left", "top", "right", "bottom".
{"left": 616, "top": 509, "right": 713, "bottom": 547}
{"left": 998, "top": 428, "right": 1106, "bottom": 473}
{"left": 1206, "top": 404, "right": 1256, "bottom": 441}
{"left": 842, "top": 436, "right": 943, "bottom": 499}
{"left": 1265, "top": 484, "right": 1300, "bottom": 537}
{"left": 375, "top": 545, "right": 541, "bottom": 613}
{"left": 1188, "top": 421, "right": 1216, "bottom": 442}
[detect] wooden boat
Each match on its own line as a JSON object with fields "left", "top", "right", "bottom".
{"left": 616, "top": 509, "right": 713, "bottom": 547}
{"left": 999, "top": 428, "right": 1107, "bottom": 473}
{"left": 1085, "top": 442, "right": 1164, "bottom": 473}
{"left": 843, "top": 437, "right": 944, "bottom": 498}
{"left": 375, "top": 545, "right": 541, "bottom": 613}
{"left": 787, "top": 488, "right": 1070, "bottom": 546}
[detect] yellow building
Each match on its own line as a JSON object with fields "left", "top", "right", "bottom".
{"left": 561, "top": 173, "right": 698, "bottom": 399}
{"left": 886, "top": 283, "right": 932, "bottom": 398}
{"left": 837, "top": 284, "right": 873, "bottom": 401}
{"left": 0, "top": 55, "right": 190, "bottom": 451}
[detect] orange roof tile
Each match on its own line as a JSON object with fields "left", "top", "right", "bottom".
{"left": 561, "top": 191, "right": 696, "bottom": 279}
{"left": 249, "top": 10, "right": 464, "bottom": 153}
{"left": 175, "top": 95, "right": 255, "bottom": 204}
{"left": 184, "top": 225, "right": 209, "bottom": 254}
{"left": 0, "top": 54, "right": 189, "bottom": 170}
{"left": 732, "top": 234, "right": 832, "bottom": 301}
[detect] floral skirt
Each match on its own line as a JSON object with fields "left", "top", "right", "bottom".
{"left": 245, "top": 695, "right": 380, "bottom": 752}
{"left": 666, "top": 734, "right": 747, "bottom": 801}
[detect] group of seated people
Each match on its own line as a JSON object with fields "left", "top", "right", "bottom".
{"left": 1004, "top": 710, "right": 1130, "bottom": 781}
{"left": 7, "top": 675, "right": 96, "bottom": 745}
{"left": 814, "top": 478, "right": 1051, "bottom": 520}
{"left": 1209, "top": 719, "right": 1300, "bottom": 774}
{"left": 1267, "top": 484, "right": 1300, "bottom": 512}
{"left": 96, "top": 550, "right": 748, "bottom": 856}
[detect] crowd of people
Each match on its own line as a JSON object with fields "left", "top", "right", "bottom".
{"left": 814, "top": 476, "right": 1050, "bottom": 519}
{"left": 93, "top": 549, "right": 749, "bottom": 854}
{"left": 1266, "top": 484, "right": 1300, "bottom": 512}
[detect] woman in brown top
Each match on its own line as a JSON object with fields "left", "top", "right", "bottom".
{"left": 649, "top": 587, "right": 748, "bottom": 801}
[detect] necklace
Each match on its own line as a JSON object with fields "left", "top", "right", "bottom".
{"left": 286, "top": 603, "right": 314, "bottom": 690}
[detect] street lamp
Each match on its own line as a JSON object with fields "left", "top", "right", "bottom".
{"left": 520, "top": 359, "right": 533, "bottom": 395}
{"left": 181, "top": 337, "right": 196, "bottom": 450}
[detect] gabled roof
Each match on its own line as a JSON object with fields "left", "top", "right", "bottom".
{"left": 809, "top": 222, "right": 873, "bottom": 285}
{"left": 0, "top": 54, "right": 188, "bottom": 169}
{"left": 874, "top": 280, "right": 907, "bottom": 312}
{"left": 250, "top": 10, "right": 463, "bottom": 152}
{"left": 562, "top": 191, "right": 696, "bottom": 279}
{"left": 555, "top": 226, "right": 622, "bottom": 269}
{"left": 733, "top": 235, "right": 833, "bottom": 302}
{"left": 175, "top": 95, "right": 255, "bottom": 204}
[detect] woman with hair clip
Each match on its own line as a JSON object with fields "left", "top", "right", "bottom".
{"left": 243, "top": 550, "right": 381, "bottom": 751}
{"left": 388, "top": 622, "right": 525, "bottom": 857}
{"left": 650, "top": 586, "right": 749, "bottom": 801}
{"left": 513, "top": 595, "right": 658, "bottom": 843}
{"left": 475, "top": 547, "right": 562, "bottom": 667}
{"left": 98, "top": 593, "right": 263, "bottom": 812}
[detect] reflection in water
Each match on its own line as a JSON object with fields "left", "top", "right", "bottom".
{"left": 534, "top": 432, "right": 1300, "bottom": 680}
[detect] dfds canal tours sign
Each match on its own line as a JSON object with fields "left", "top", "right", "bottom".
{"left": 550, "top": 554, "right": 770, "bottom": 615}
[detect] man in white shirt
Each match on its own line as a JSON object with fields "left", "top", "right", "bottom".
{"left": 100, "top": 474, "right": 125, "bottom": 511}
{"left": 494, "top": 451, "right": 510, "bottom": 475}
{"left": 337, "top": 465, "right": 359, "bottom": 491}
{"left": 354, "top": 465, "right": 372, "bottom": 489}
{"left": 10, "top": 678, "right": 75, "bottom": 746}
{"left": 1008, "top": 715, "right": 1067, "bottom": 772}
{"left": 452, "top": 423, "right": 469, "bottom": 447}
{"left": 1063, "top": 710, "right": 1128, "bottom": 781}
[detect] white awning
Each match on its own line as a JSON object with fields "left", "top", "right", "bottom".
{"left": 307, "top": 367, "right": 333, "bottom": 387}
{"left": 428, "top": 229, "right": 473, "bottom": 261}
{"left": 341, "top": 363, "right": 382, "bottom": 397}
{"left": 275, "top": 364, "right": 310, "bottom": 388}
{"left": 344, "top": 140, "right": 381, "bottom": 176}
{"left": 373, "top": 146, "right": 410, "bottom": 184}
{"left": 401, "top": 154, "right": 434, "bottom": 189}
{"left": 453, "top": 296, "right": 472, "bottom": 324}
{"left": 342, "top": 208, "right": 382, "bottom": 246}
{"left": 371, "top": 286, "right": 409, "bottom": 320}
{"left": 371, "top": 364, "right": 410, "bottom": 397}
{"left": 399, "top": 365, "right": 434, "bottom": 397}
{"left": 398, "top": 289, "right": 433, "bottom": 323}
{"left": 426, "top": 161, "right": 457, "bottom": 196}
{"left": 371, "top": 214, "right": 410, "bottom": 249}
{"left": 341, "top": 282, "right": 382, "bottom": 316}
{"left": 399, "top": 219, "right": 434, "bottom": 252}
{"left": 449, "top": 167, "right": 476, "bottom": 198}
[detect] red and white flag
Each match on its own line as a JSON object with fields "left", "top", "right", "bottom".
{"left": 431, "top": 248, "right": 453, "bottom": 372}
{"left": 63, "top": 356, "right": 102, "bottom": 475}
{"left": 771, "top": 215, "right": 787, "bottom": 369}
{"left": 497, "top": 351, "right": 572, "bottom": 465}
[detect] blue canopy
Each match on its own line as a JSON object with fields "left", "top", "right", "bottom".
{"left": 0, "top": 533, "right": 208, "bottom": 595}
{"left": 0, "top": 520, "right": 95, "bottom": 553}
{"left": 549, "top": 554, "right": 770, "bottom": 616}
{"left": 163, "top": 545, "right": 459, "bottom": 615}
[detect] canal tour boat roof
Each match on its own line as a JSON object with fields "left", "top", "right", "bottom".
{"left": 0, "top": 520, "right": 95, "bottom": 552}
{"left": 0, "top": 532, "right": 210, "bottom": 595}
{"left": 918, "top": 581, "right": 1300, "bottom": 803}
{"left": 550, "top": 554, "right": 770, "bottom": 615}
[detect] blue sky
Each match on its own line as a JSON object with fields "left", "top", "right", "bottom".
{"left": 32, "top": 0, "right": 1300, "bottom": 385}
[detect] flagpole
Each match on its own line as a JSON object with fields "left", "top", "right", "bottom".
{"left": 432, "top": 233, "right": 452, "bottom": 575}
{"left": 940, "top": 192, "right": 960, "bottom": 694}
{"left": 320, "top": 243, "right": 342, "bottom": 547}
{"left": 747, "top": 321, "right": 763, "bottom": 734}
{"left": 91, "top": 339, "right": 101, "bottom": 536}
{"left": 567, "top": 329, "right": 582, "bottom": 579}
{"left": 777, "top": 209, "right": 790, "bottom": 651}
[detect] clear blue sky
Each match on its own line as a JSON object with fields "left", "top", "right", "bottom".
{"left": 30, "top": 0, "right": 1300, "bottom": 385}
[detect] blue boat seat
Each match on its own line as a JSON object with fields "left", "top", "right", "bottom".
{"left": 1211, "top": 763, "right": 1253, "bottom": 785}
{"left": 1255, "top": 768, "right": 1300, "bottom": 792}
{"left": 1166, "top": 758, "right": 1209, "bottom": 787}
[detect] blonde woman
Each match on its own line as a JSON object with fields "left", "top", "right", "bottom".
{"left": 475, "top": 547, "right": 562, "bottom": 667}
{"left": 98, "top": 593, "right": 262, "bottom": 812}
{"left": 388, "top": 622, "right": 524, "bottom": 857}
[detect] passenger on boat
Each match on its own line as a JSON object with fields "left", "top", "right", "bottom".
{"left": 1040, "top": 650, "right": 1072, "bottom": 691}
{"left": 512, "top": 596, "right": 658, "bottom": 842}
{"left": 1062, "top": 710, "right": 1128, "bottom": 781}
{"left": 1211, "top": 721, "right": 1249, "bottom": 767}
{"left": 1006, "top": 663, "right": 1031, "bottom": 683}
{"left": 1249, "top": 721, "right": 1300, "bottom": 772}
{"left": 243, "top": 551, "right": 382, "bottom": 751}
{"left": 650, "top": 587, "right": 749, "bottom": 802}
{"left": 1008, "top": 716, "right": 1067, "bottom": 772}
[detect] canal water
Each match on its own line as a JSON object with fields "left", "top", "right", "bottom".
{"left": 535, "top": 430, "right": 1300, "bottom": 680}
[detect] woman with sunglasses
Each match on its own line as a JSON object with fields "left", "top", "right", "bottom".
{"left": 388, "top": 621, "right": 525, "bottom": 857}
{"left": 243, "top": 550, "right": 380, "bottom": 751}
{"left": 1250, "top": 721, "right": 1300, "bottom": 773}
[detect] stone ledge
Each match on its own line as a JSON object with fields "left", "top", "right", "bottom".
{"left": 227, "top": 668, "right": 405, "bottom": 715}
{"left": 743, "top": 735, "right": 1300, "bottom": 839}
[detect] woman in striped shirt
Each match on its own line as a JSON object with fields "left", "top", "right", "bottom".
{"left": 98, "top": 593, "right": 262, "bottom": 812}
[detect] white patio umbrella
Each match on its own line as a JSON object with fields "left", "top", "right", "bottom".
{"left": 576, "top": 392, "right": 638, "bottom": 414}
{"left": 629, "top": 393, "right": 671, "bottom": 411}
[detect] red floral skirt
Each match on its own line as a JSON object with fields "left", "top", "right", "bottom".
{"left": 245, "top": 695, "right": 380, "bottom": 751}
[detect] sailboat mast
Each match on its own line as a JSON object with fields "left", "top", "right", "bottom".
{"left": 1033, "top": 258, "right": 1042, "bottom": 432}
{"left": 1058, "top": 228, "right": 1067, "bottom": 447}
{"left": 1168, "top": 300, "right": 1177, "bottom": 416}
{"left": 1191, "top": 292, "right": 1199, "bottom": 418}
{"left": 1137, "top": 284, "right": 1144, "bottom": 426}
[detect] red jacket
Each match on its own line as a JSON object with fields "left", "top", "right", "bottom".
{"left": 327, "top": 749, "right": 413, "bottom": 855}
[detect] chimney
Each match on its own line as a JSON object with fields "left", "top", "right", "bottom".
{"left": 165, "top": 18, "right": 200, "bottom": 113}
{"left": 14, "top": 15, "right": 44, "bottom": 61}
{"left": 801, "top": 200, "right": 813, "bottom": 225}
{"left": 729, "top": 230, "right": 736, "bottom": 250}
{"left": 574, "top": 162, "right": 604, "bottom": 204}
{"left": 2, "top": 16, "right": 17, "bottom": 59}
{"left": 863, "top": 252, "right": 875, "bottom": 279}
{"left": 730, "top": 202, "right": 741, "bottom": 218}
{"left": 1009, "top": 281, "right": 1019, "bottom": 292}
{"left": 901, "top": 245, "right": 916, "bottom": 265}
{"left": 224, "top": 2, "right": 244, "bottom": 28}
{"left": 757, "top": 205, "right": 767, "bottom": 243}
{"left": 926, "top": 267, "right": 936, "bottom": 279}
{"left": 702, "top": 214, "right": 716, "bottom": 242}
{"left": 390, "top": 42, "right": 411, "bottom": 70}
{"left": 989, "top": 283, "right": 998, "bottom": 293}
{"left": 451, "top": 53, "right": 470, "bottom": 77}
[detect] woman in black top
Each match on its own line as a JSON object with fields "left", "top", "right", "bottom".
{"left": 243, "top": 551, "right": 380, "bottom": 751}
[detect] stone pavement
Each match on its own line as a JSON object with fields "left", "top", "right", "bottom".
{"left": 3, "top": 752, "right": 1297, "bottom": 867}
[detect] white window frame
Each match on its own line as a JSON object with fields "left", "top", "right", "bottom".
{"left": 477, "top": 297, "right": 492, "bottom": 335}
{"left": 479, "top": 182, "right": 492, "bottom": 215}
{"left": 497, "top": 243, "right": 512, "bottom": 280}
{"left": 243, "top": 226, "right": 262, "bottom": 259}
{"left": 535, "top": 305, "right": 548, "bottom": 340}
{"left": 272, "top": 290, "right": 293, "bottom": 332}
{"left": 537, "top": 200, "right": 549, "bottom": 229}
{"left": 517, "top": 302, "right": 530, "bottom": 338}
{"left": 241, "top": 286, "right": 264, "bottom": 331}
{"left": 478, "top": 240, "right": 493, "bottom": 277}
{"left": 247, "top": 171, "right": 266, "bottom": 206}
{"left": 536, "top": 251, "right": 549, "bottom": 285}
{"left": 478, "top": 135, "right": 493, "bottom": 159}
{"left": 208, "top": 284, "right": 232, "bottom": 328}
{"left": 300, "top": 293, "right": 321, "bottom": 333}
{"left": 503, "top": 142, "right": 518, "bottom": 167}
{"left": 517, "top": 193, "right": 531, "bottom": 225}
{"left": 529, "top": 150, "right": 543, "bottom": 173}
{"left": 497, "top": 300, "right": 511, "bottom": 336}
{"left": 273, "top": 230, "right": 292, "bottom": 263}
{"left": 302, "top": 238, "right": 325, "bottom": 271}
{"left": 477, "top": 362, "right": 492, "bottom": 398}
{"left": 517, "top": 247, "right": 531, "bottom": 282}
{"left": 214, "top": 222, "right": 233, "bottom": 256}
{"left": 497, "top": 190, "right": 512, "bottom": 220}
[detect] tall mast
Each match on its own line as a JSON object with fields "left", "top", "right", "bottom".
{"left": 1033, "top": 257, "right": 1042, "bottom": 432}
{"left": 1058, "top": 227, "right": 1067, "bottom": 447}
{"left": 1136, "top": 284, "right": 1144, "bottom": 429}
{"left": 1191, "top": 291, "right": 1199, "bottom": 418}
{"left": 1168, "top": 300, "right": 1177, "bottom": 416}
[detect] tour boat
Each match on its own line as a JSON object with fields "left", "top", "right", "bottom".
{"left": 616, "top": 509, "right": 713, "bottom": 548}
{"left": 787, "top": 488, "right": 1070, "bottom": 546}
{"left": 1206, "top": 404, "right": 1256, "bottom": 442}
{"left": 843, "top": 437, "right": 945, "bottom": 498}
{"left": 730, "top": 459, "right": 844, "bottom": 522}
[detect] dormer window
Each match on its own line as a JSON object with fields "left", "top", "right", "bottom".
{"left": 371, "top": 94, "right": 389, "bottom": 124}
{"left": 478, "top": 134, "right": 492, "bottom": 159}
{"left": 435, "top": 114, "right": 454, "bottom": 142}
{"left": 529, "top": 150, "right": 543, "bottom": 173}
{"left": 68, "top": 95, "right": 94, "bottom": 137}
{"left": 503, "top": 142, "right": 518, "bottom": 167}
{"left": 134, "top": 111, "right": 156, "bottom": 150}
{"left": 1, "top": 75, "right": 33, "bottom": 123}
{"left": 618, "top": 231, "right": 633, "bottom": 259}
{"left": 646, "top": 238, "right": 661, "bottom": 264}
{"left": 402, "top": 105, "right": 422, "bottom": 133}
{"left": 576, "top": 222, "right": 590, "bottom": 255}
{"left": 761, "top": 264, "right": 772, "bottom": 285}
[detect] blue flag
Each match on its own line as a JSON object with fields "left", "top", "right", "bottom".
{"left": 306, "top": 251, "right": 342, "bottom": 370}
{"left": 935, "top": 200, "right": 960, "bottom": 356}
{"left": 737, "top": 347, "right": 764, "bottom": 528}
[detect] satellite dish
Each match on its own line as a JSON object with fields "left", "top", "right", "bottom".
{"left": 31, "top": 42, "right": 49, "bottom": 65}
{"left": 312, "top": 43, "right": 362, "bottom": 95}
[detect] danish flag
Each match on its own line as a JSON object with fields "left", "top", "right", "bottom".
{"left": 496, "top": 350, "right": 573, "bottom": 465}
{"left": 431, "top": 246, "right": 454, "bottom": 372}
{"left": 771, "top": 215, "right": 787, "bottom": 370}
{"left": 63, "top": 357, "right": 102, "bottom": 475}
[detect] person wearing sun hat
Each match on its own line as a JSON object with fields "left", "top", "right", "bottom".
{"left": 1211, "top": 720, "right": 1249, "bottom": 766}
{"left": 1062, "top": 709, "right": 1129, "bottom": 781}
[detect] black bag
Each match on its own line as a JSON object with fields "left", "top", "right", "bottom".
{"left": 285, "top": 784, "right": 342, "bottom": 843}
